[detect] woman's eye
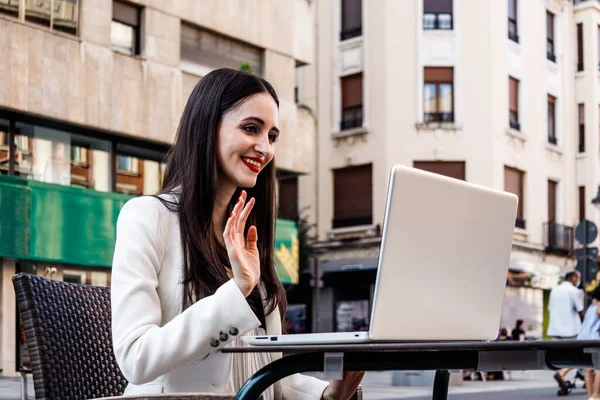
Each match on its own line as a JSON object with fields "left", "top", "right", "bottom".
{"left": 243, "top": 124, "right": 258, "bottom": 133}
{"left": 269, "top": 133, "right": 279, "bottom": 143}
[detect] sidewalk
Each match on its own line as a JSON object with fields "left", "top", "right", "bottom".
{"left": 359, "top": 370, "right": 562, "bottom": 399}
{"left": 0, "top": 369, "right": 566, "bottom": 400}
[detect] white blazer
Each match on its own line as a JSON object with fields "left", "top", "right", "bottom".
{"left": 111, "top": 195, "right": 329, "bottom": 398}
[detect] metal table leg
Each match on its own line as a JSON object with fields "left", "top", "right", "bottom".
{"left": 432, "top": 370, "right": 450, "bottom": 400}
{"left": 235, "top": 353, "right": 323, "bottom": 400}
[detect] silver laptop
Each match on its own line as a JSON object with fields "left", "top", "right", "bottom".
{"left": 242, "top": 165, "right": 518, "bottom": 345}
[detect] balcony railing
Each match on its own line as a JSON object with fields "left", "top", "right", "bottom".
{"left": 548, "top": 135, "right": 557, "bottom": 145}
{"left": 509, "top": 110, "right": 520, "bottom": 130}
{"left": 333, "top": 215, "right": 373, "bottom": 229}
{"left": 508, "top": 18, "right": 518, "bottom": 43}
{"left": 515, "top": 218, "right": 526, "bottom": 230}
{"left": 340, "top": 27, "right": 362, "bottom": 41}
{"left": 544, "top": 222, "right": 574, "bottom": 254}
{"left": 423, "top": 13, "right": 453, "bottom": 30}
{"left": 579, "top": 125, "right": 585, "bottom": 153}
{"left": 577, "top": 62, "right": 584, "bottom": 72}
{"left": 341, "top": 105, "right": 363, "bottom": 131}
{"left": 424, "top": 112, "right": 454, "bottom": 123}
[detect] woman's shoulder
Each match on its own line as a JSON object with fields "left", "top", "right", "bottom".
{"left": 118, "top": 194, "right": 178, "bottom": 228}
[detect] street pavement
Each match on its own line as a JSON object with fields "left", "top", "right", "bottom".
{"left": 0, "top": 369, "right": 586, "bottom": 399}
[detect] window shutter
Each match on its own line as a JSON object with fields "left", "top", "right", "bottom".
{"left": 424, "top": 67, "right": 453, "bottom": 83}
{"left": 341, "top": 74, "right": 363, "bottom": 108}
{"left": 424, "top": 0, "right": 453, "bottom": 13}
{"left": 113, "top": 1, "right": 139, "bottom": 27}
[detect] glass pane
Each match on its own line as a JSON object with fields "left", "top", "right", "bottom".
{"left": 439, "top": 84, "right": 453, "bottom": 112}
{"left": 423, "top": 84, "right": 437, "bottom": 113}
{"left": 25, "top": 0, "right": 51, "bottom": 28}
{"left": 70, "top": 132, "right": 112, "bottom": 191}
{"left": 14, "top": 122, "right": 112, "bottom": 190}
{"left": 111, "top": 20, "right": 135, "bottom": 54}
{"left": 548, "top": 103, "right": 555, "bottom": 138}
{"left": 423, "top": 13, "right": 435, "bottom": 29}
{"left": 53, "top": 0, "right": 78, "bottom": 35}
{"left": 438, "top": 13, "right": 452, "bottom": 29}
{"left": 0, "top": 0, "right": 19, "bottom": 17}
{"left": 0, "top": 119, "right": 10, "bottom": 176}
{"left": 116, "top": 156, "right": 163, "bottom": 195}
{"left": 14, "top": 123, "right": 70, "bottom": 185}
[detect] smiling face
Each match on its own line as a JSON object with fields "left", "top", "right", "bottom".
{"left": 216, "top": 92, "right": 280, "bottom": 190}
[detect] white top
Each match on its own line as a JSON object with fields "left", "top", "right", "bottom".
{"left": 111, "top": 195, "right": 328, "bottom": 398}
{"left": 547, "top": 281, "right": 584, "bottom": 338}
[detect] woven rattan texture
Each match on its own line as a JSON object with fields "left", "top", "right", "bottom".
{"left": 13, "top": 273, "right": 127, "bottom": 399}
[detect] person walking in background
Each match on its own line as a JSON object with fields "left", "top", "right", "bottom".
{"left": 578, "top": 287, "right": 600, "bottom": 400}
{"left": 548, "top": 270, "right": 585, "bottom": 395}
{"left": 511, "top": 319, "right": 526, "bottom": 341}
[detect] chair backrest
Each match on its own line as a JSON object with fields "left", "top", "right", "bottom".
{"left": 13, "top": 272, "right": 128, "bottom": 399}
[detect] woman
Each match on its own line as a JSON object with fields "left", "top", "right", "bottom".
{"left": 111, "top": 68, "right": 363, "bottom": 399}
{"left": 578, "top": 287, "right": 600, "bottom": 400}
{"left": 511, "top": 320, "right": 526, "bottom": 341}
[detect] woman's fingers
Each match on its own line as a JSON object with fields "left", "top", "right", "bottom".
{"left": 247, "top": 225, "right": 258, "bottom": 252}
{"left": 237, "top": 197, "right": 255, "bottom": 235}
{"left": 233, "top": 190, "right": 247, "bottom": 233}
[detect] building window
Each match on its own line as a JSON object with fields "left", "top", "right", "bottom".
{"left": 424, "top": 67, "right": 454, "bottom": 123}
{"left": 115, "top": 147, "right": 166, "bottom": 196}
{"left": 577, "top": 23, "right": 584, "bottom": 72}
{"left": 504, "top": 166, "right": 525, "bottom": 229}
{"left": 598, "top": 26, "right": 600, "bottom": 71}
{"left": 277, "top": 174, "right": 299, "bottom": 220}
{"left": 70, "top": 145, "right": 93, "bottom": 188}
{"left": 546, "top": 11, "right": 556, "bottom": 62}
{"left": 180, "top": 23, "right": 263, "bottom": 76}
{"left": 7, "top": 123, "right": 113, "bottom": 191}
{"left": 548, "top": 180, "right": 557, "bottom": 223}
{"left": 340, "top": 0, "right": 362, "bottom": 41}
{"left": 547, "top": 94, "right": 557, "bottom": 145}
{"left": 341, "top": 73, "right": 363, "bottom": 131}
{"left": 0, "top": 0, "right": 79, "bottom": 35}
{"left": 579, "top": 104, "right": 585, "bottom": 153}
{"left": 508, "top": 0, "right": 518, "bottom": 42}
{"left": 413, "top": 161, "right": 465, "bottom": 181}
{"left": 112, "top": 0, "right": 142, "bottom": 56}
{"left": 423, "top": 0, "right": 453, "bottom": 30}
{"left": 333, "top": 164, "right": 372, "bottom": 229}
{"left": 0, "top": 0, "right": 19, "bottom": 18}
{"left": 579, "top": 186, "right": 586, "bottom": 221}
{"left": 509, "top": 76, "right": 520, "bottom": 130}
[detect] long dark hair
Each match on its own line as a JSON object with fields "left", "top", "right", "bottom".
{"left": 156, "top": 68, "right": 286, "bottom": 319}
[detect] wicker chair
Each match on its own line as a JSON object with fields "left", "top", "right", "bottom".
{"left": 12, "top": 272, "right": 128, "bottom": 399}
{"left": 12, "top": 273, "right": 237, "bottom": 400}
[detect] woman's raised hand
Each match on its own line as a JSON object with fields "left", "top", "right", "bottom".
{"left": 223, "top": 190, "right": 260, "bottom": 297}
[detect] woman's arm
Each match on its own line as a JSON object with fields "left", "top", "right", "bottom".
{"left": 111, "top": 197, "right": 261, "bottom": 385}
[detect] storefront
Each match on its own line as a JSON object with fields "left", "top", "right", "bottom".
{"left": 0, "top": 110, "right": 302, "bottom": 376}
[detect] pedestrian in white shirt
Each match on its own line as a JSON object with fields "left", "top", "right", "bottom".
{"left": 547, "top": 270, "right": 585, "bottom": 395}
{"left": 111, "top": 68, "right": 364, "bottom": 399}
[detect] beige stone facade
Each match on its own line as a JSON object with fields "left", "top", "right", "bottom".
{"left": 0, "top": 0, "right": 315, "bottom": 172}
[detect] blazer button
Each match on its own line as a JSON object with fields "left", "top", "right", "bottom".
{"left": 210, "top": 339, "right": 220, "bottom": 348}
{"left": 219, "top": 332, "right": 229, "bottom": 341}
{"left": 229, "top": 327, "right": 239, "bottom": 336}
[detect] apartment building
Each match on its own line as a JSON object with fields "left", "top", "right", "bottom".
{"left": 305, "top": 0, "right": 600, "bottom": 338}
{"left": 0, "top": 0, "right": 315, "bottom": 377}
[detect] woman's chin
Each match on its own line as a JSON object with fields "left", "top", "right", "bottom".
{"left": 236, "top": 176, "right": 258, "bottom": 188}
